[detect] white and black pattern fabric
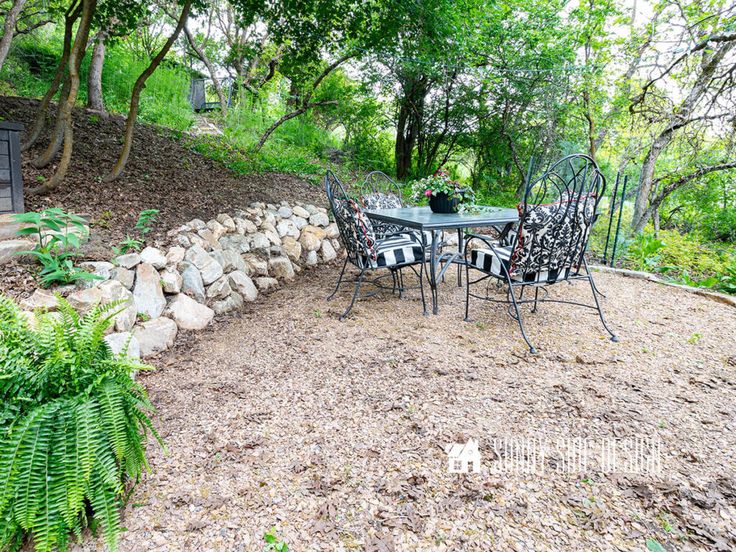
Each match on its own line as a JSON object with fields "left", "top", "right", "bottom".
{"left": 361, "top": 191, "right": 405, "bottom": 237}
{"left": 362, "top": 234, "right": 424, "bottom": 268}
{"left": 471, "top": 246, "right": 513, "bottom": 276}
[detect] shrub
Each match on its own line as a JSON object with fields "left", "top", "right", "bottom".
{"left": 14, "top": 209, "right": 100, "bottom": 288}
{"left": 0, "top": 296, "right": 162, "bottom": 551}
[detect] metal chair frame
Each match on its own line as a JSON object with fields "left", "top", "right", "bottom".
{"left": 463, "top": 154, "right": 618, "bottom": 353}
{"left": 325, "top": 170, "right": 427, "bottom": 319}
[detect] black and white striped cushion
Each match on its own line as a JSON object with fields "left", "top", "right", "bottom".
{"left": 363, "top": 235, "right": 424, "bottom": 268}
{"left": 471, "top": 246, "right": 571, "bottom": 284}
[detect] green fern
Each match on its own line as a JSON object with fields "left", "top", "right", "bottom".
{"left": 0, "top": 294, "right": 163, "bottom": 551}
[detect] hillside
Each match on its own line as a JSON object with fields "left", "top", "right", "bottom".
{"left": 0, "top": 96, "right": 326, "bottom": 254}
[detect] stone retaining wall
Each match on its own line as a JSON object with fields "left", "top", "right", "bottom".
{"left": 18, "top": 201, "right": 342, "bottom": 358}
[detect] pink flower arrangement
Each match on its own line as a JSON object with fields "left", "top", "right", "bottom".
{"left": 425, "top": 189, "right": 433, "bottom": 197}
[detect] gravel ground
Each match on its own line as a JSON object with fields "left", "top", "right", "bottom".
{"left": 75, "top": 266, "right": 735, "bottom": 551}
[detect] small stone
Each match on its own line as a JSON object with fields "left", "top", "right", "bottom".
{"left": 219, "top": 233, "right": 250, "bottom": 254}
{"left": 179, "top": 262, "right": 206, "bottom": 303}
{"left": 21, "top": 289, "right": 59, "bottom": 311}
{"left": 277, "top": 206, "right": 293, "bottom": 218}
{"left": 249, "top": 232, "right": 270, "bottom": 251}
{"left": 167, "top": 294, "right": 215, "bottom": 330}
{"left": 134, "top": 317, "right": 178, "bottom": 357}
{"left": 234, "top": 218, "right": 257, "bottom": 234}
{"left": 325, "top": 223, "right": 340, "bottom": 239}
{"left": 228, "top": 271, "right": 258, "bottom": 302}
{"left": 268, "top": 256, "right": 295, "bottom": 280}
{"left": 212, "top": 292, "right": 243, "bottom": 315}
{"left": 255, "top": 277, "right": 279, "bottom": 292}
{"left": 0, "top": 239, "right": 34, "bottom": 264}
{"left": 305, "top": 250, "right": 319, "bottom": 266}
{"left": 197, "top": 228, "right": 222, "bottom": 250}
{"left": 243, "top": 255, "right": 269, "bottom": 277}
{"left": 281, "top": 237, "right": 302, "bottom": 263}
{"left": 292, "top": 205, "right": 310, "bottom": 218}
{"left": 185, "top": 245, "right": 224, "bottom": 285}
{"left": 299, "top": 226, "right": 324, "bottom": 252}
{"left": 216, "top": 213, "right": 236, "bottom": 231}
{"left": 80, "top": 261, "right": 114, "bottom": 280}
{"left": 104, "top": 332, "right": 140, "bottom": 360}
{"left": 115, "top": 253, "right": 141, "bottom": 269}
{"left": 139, "top": 246, "right": 167, "bottom": 269}
{"left": 175, "top": 234, "right": 191, "bottom": 248}
{"left": 98, "top": 279, "right": 136, "bottom": 332}
{"left": 206, "top": 275, "right": 232, "bottom": 299}
{"left": 67, "top": 287, "right": 103, "bottom": 313}
{"left": 206, "top": 220, "right": 227, "bottom": 240}
{"left": 110, "top": 266, "right": 135, "bottom": 289}
{"left": 276, "top": 219, "right": 299, "bottom": 238}
{"left": 292, "top": 216, "right": 308, "bottom": 230}
{"left": 320, "top": 239, "right": 337, "bottom": 262}
{"left": 133, "top": 263, "right": 166, "bottom": 320}
{"left": 165, "top": 246, "right": 186, "bottom": 265}
{"left": 309, "top": 212, "right": 330, "bottom": 227}
{"left": 187, "top": 219, "right": 207, "bottom": 231}
{"left": 304, "top": 204, "right": 319, "bottom": 215}
{"left": 160, "top": 268, "right": 182, "bottom": 294}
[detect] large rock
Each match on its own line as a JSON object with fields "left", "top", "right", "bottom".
{"left": 165, "top": 246, "right": 186, "bottom": 265}
{"left": 249, "top": 232, "right": 270, "bottom": 251}
{"left": 228, "top": 271, "right": 258, "bottom": 302}
{"left": 99, "top": 279, "right": 136, "bottom": 332}
{"left": 277, "top": 205, "right": 293, "bottom": 218}
{"left": 185, "top": 245, "right": 224, "bottom": 285}
{"left": 268, "top": 256, "right": 295, "bottom": 280}
{"left": 206, "top": 220, "right": 227, "bottom": 240}
{"left": 21, "top": 289, "right": 58, "bottom": 311}
{"left": 134, "top": 317, "right": 178, "bottom": 356}
{"left": 110, "top": 266, "right": 135, "bottom": 289}
{"left": 167, "top": 294, "right": 215, "bottom": 330}
{"left": 206, "top": 275, "right": 232, "bottom": 299}
{"left": 0, "top": 239, "right": 34, "bottom": 264}
{"left": 180, "top": 262, "right": 206, "bottom": 302}
{"left": 276, "top": 219, "right": 299, "bottom": 238}
{"left": 140, "top": 246, "right": 167, "bottom": 269}
{"left": 196, "top": 228, "right": 222, "bottom": 250}
{"left": 292, "top": 216, "right": 308, "bottom": 230}
{"left": 216, "top": 213, "right": 236, "bottom": 231}
{"left": 115, "top": 253, "right": 141, "bottom": 269}
{"left": 243, "top": 255, "right": 269, "bottom": 277}
{"left": 67, "top": 287, "right": 103, "bottom": 313}
{"left": 212, "top": 248, "right": 245, "bottom": 272}
{"left": 219, "top": 234, "right": 250, "bottom": 254}
{"left": 255, "top": 277, "right": 279, "bottom": 292}
{"left": 292, "top": 205, "right": 310, "bottom": 219}
{"left": 80, "top": 261, "right": 114, "bottom": 281}
{"left": 309, "top": 212, "right": 330, "bottom": 227}
{"left": 234, "top": 217, "right": 257, "bottom": 235}
{"left": 104, "top": 332, "right": 140, "bottom": 360}
{"left": 133, "top": 263, "right": 166, "bottom": 320}
{"left": 299, "top": 226, "right": 325, "bottom": 252}
{"left": 320, "top": 239, "right": 337, "bottom": 262}
{"left": 325, "top": 223, "right": 340, "bottom": 239}
{"left": 305, "top": 250, "right": 319, "bottom": 267}
{"left": 212, "top": 292, "right": 244, "bottom": 315}
{"left": 281, "top": 237, "right": 302, "bottom": 263}
{"left": 160, "top": 268, "right": 183, "bottom": 294}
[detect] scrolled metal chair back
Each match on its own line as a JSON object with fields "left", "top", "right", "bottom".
{"left": 325, "top": 170, "right": 368, "bottom": 266}
{"left": 509, "top": 154, "right": 605, "bottom": 281}
{"left": 360, "top": 171, "right": 404, "bottom": 237}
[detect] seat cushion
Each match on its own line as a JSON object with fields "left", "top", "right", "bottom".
{"left": 470, "top": 246, "right": 571, "bottom": 284}
{"left": 361, "top": 192, "right": 402, "bottom": 210}
{"left": 363, "top": 235, "right": 424, "bottom": 268}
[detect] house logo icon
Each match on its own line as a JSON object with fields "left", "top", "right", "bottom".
{"left": 445, "top": 439, "right": 481, "bottom": 473}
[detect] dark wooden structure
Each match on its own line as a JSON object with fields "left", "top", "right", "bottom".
{"left": 0, "top": 121, "right": 24, "bottom": 214}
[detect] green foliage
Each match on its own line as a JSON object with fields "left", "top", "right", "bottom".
{"left": 14, "top": 209, "right": 99, "bottom": 288}
{"left": 263, "top": 528, "right": 289, "bottom": 552}
{"left": 112, "top": 209, "right": 159, "bottom": 256}
{"left": 624, "top": 233, "right": 666, "bottom": 271}
{"left": 0, "top": 295, "right": 162, "bottom": 551}
{"left": 134, "top": 209, "right": 159, "bottom": 237}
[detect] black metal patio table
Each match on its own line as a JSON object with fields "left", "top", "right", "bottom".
{"left": 365, "top": 206, "right": 520, "bottom": 314}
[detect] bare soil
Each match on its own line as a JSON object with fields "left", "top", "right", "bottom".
{"left": 74, "top": 267, "right": 736, "bottom": 551}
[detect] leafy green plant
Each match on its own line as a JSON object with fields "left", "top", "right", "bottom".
{"left": 624, "top": 233, "right": 666, "bottom": 271}
{"left": 263, "top": 528, "right": 289, "bottom": 552}
{"left": 112, "top": 236, "right": 144, "bottom": 256}
{"left": 0, "top": 295, "right": 162, "bottom": 551}
{"left": 134, "top": 209, "right": 159, "bottom": 237}
{"left": 14, "top": 208, "right": 99, "bottom": 288}
{"left": 112, "top": 209, "right": 159, "bottom": 257}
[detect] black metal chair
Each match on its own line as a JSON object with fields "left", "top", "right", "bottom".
{"left": 325, "top": 170, "right": 427, "bottom": 319}
{"left": 463, "top": 154, "right": 618, "bottom": 353}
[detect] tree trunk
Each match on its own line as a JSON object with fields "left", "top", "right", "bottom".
{"left": 21, "top": 0, "right": 81, "bottom": 151}
{"left": 87, "top": 30, "right": 106, "bottom": 112}
{"left": 104, "top": 0, "right": 192, "bottom": 182}
{"left": 394, "top": 76, "right": 426, "bottom": 180}
{"left": 28, "top": 0, "right": 96, "bottom": 195}
{"left": 183, "top": 24, "right": 227, "bottom": 115}
{"left": 253, "top": 100, "right": 337, "bottom": 152}
{"left": 0, "top": 0, "right": 28, "bottom": 72}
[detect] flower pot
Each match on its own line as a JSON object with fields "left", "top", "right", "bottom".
{"left": 429, "top": 191, "right": 460, "bottom": 214}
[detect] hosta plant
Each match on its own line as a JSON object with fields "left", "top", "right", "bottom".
{"left": 0, "top": 295, "right": 162, "bottom": 551}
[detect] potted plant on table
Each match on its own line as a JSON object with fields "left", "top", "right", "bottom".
{"left": 409, "top": 169, "right": 475, "bottom": 213}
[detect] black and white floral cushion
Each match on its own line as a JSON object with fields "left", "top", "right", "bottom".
{"left": 335, "top": 199, "right": 378, "bottom": 260}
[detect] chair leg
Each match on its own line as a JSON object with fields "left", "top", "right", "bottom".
{"left": 532, "top": 287, "right": 540, "bottom": 313}
{"left": 327, "top": 256, "right": 349, "bottom": 301}
{"left": 419, "top": 262, "right": 427, "bottom": 315}
{"left": 340, "top": 268, "right": 366, "bottom": 320}
{"left": 507, "top": 279, "right": 536, "bottom": 354}
{"left": 398, "top": 268, "right": 405, "bottom": 298}
{"left": 464, "top": 262, "right": 472, "bottom": 322}
{"left": 586, "top": 270, "right": 618, "bottom": 342}
{"left": 391, "top": 269, "right": 398, "bottom": 295}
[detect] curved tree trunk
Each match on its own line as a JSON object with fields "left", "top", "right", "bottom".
{"left": 28, "top": 0, "right": 96, "bottom": 194}
{"left": 87, "top": 30, "right": 107, "bottom": 112}
{"left": 104, "top": 0, "right": 192, "bottom": 182}
{"left": 183, "top": 24, "right": 227, "bottom": 115}
{"left": 0, "top": 0, "right": 28, "bottom": 72}
{"left": 22, "top": 0, "right": 81, "bottom": 151}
